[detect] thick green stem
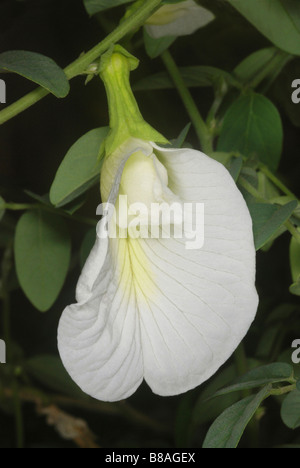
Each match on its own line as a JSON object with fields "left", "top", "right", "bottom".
{"left": 161, "top": 49, "right": 213, "bottom": 154}
{"left": 0, "top": 0, "right": 163, "bottom": 125}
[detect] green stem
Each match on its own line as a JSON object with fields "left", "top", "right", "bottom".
{"left": 259, "top": 164, "right": 298, "bottom": 200}
{"left": 2, "top": 202, "right": 97, "bottom": 226}
{"left": 161, "top": 49, "right": 213, "bottom": 154}
{"left": 238, "top": 176, "right": 265, "bottom": 202}
{"left": 269, "top": 384, "right": 296, "bottom": 397}
{"left": 0, "top": 0, "right": 163, "bottom": 125}
{"left": 285, "top": 220, "right": 300, "bottom": 244}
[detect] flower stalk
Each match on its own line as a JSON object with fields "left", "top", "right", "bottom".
{"left": 161, "top": 49, "right": 213, "bottom": 154}
{"left": 0, "top": 0, "right": 164, "bottom": 126}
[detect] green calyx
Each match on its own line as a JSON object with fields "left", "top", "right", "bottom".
{"left": 99, "top": 45, "right": 168, "bottom": 157}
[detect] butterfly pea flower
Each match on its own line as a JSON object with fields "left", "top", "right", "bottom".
{"left": 57, "top": 46, "right": 258, "bottom": 402}
{"left": 145, "top": 0, "right": 215, "bottom": 39}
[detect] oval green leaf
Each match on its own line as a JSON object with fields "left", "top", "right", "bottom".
{"left": 203, "top": 386, "right": 270, "bottom": 448}
{"left": 228, "top": 0, "right": 300, "bottom": 56}
{"left": 0, "top": 50, "right": 70, "bottom": 98}
{"left": 234, "top": 47, "right": 291, "bottom": 88}
{"left": 281, "top": 390, "right": 300, "bottom": 430}
{"left": 218, "top": 93, "right": 283, "bottom": 171}
{"left": 14, "top": 211, "right": 71, "bottom": 312}
{"left": 50, "top": 127, "right": 109, "bottom": 207}
{"left": 248, "top": 201, "right": 297, "bottom": 250}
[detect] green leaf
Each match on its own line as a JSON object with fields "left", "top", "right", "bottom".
{"left": 229, "top": 156, "right": 243, "bottom": 182}
{"left": 49, "top": 127, "right": 109, "bottom": 207}
{"left": 233, "top": 47, "right": 291, "bottom": 87}
{"left": 248, "top": 201, "right": 297, "bottom": 250}
{"left": 234, "top": 47, "right": 277, "bottom": 83}
{"left": 217, "top": 93, "right": 283, "bottom": 171}
{"left": 203, "top": 386, "right": 270, "bottom": 448}
{"left": 168, "top": 123, "right": 191, "bottom": 148}
{"left": 26, "top": 355, "right": 87, "bottom": 399}
{"left": 290, "top": 229, "right": 300, "bottom": 282}
{"left": 83, "top": 0, "right": 133, "bottom": 15}
{"left": 211, "top": 363, "right": 294, "bottom": 399}
{"left": 209, "top": 152, "right": 233, "bottom": 167}
{"left": 143, "top": 28, "right": 176, "bottom": 59}
{"left": 281, "top": 390, "right": 300, "bottom": 429}
{"left": 228, "top": 0, "right": 300, "bottom": 55}
{"left": 134, "top": 66, "right": 240, "bottom": 91}
{"left": 14, "top": 211, "right": 71, "bottom": 312}
{"left": 0, "top": 51, "right": 69, "bottom": 98}
{"left": 193, "top": 364, "right": 244, "bottom": 427}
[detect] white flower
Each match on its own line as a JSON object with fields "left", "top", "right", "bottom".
{"left": 145, "top": 0, "right": 215, "bottom": 39}
{"left": 57, "top": 137, "right": 258, "bottom": 402}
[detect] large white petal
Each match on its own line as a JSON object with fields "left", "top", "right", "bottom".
{"left": 58, "top": 141, "right": 258, "bottom": 401}
{"left": 135, "top": 144, "right": 258, "bottom": 396}
{"left": 57, "top": 139, "right": 153, "bottom": 402}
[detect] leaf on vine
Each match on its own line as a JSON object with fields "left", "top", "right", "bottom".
{"left": 233, "top": 47, "right": 291, "bottom": 89}
{"left": 49, "top": 127, "right": 109, "bottom": 207}
{"left": 281, "top": 390, "right": 300, "bottom": 429}
{"left": 203, "top": 386, "right": 270, "bottom": 448}
{"left": 218, "top": 92, "right": 283, "bottom": 171}
{"left": 0, "top": 51, "right": 70, "bottom": 98}
{"left": 248, "top": 201, "right": 297, "bottom": 250}
{"left": 14, "top": 211, "right": 71, "bottom": 312}
{"left": 228, "top": 0, "right": 300, "bottom": 56}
